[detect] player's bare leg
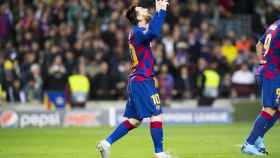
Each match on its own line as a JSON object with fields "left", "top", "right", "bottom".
{"left": 263, "top": 107, "right": 276, "bottom": 116}
{"left": 150, "top": 114, "right": 172, "bottom": 158}
{"left": 97, "top": 118, "right": 141, "bottom": 158}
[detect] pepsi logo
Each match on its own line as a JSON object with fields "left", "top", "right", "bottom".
{"left": 0, "top": 111, "right": 18, "bottom": 128}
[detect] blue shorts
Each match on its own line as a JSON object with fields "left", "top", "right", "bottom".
{"left": 260, "top": 74, "right": 280, "bottom": 109}
{"left": 124, "top": 78, "right": 162, "bottom": 120}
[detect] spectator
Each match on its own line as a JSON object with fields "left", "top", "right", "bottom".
{"left": 235, "top": 35, "right": 252, "bottom": 54}
{"left": 92, "top": 62, "right": 114, "bottom": 100}
{"left": 0, "top": 3, "right": 12, "bottom": 41}
{"left": 0, "top": 55, "right": 4, "bottom": 85}
{"left": 196, "top": 57, "right": 208, "bottom": 96}
{"left": 2, "top": 58, "right": 26, "bottom": 103}
{"left": 16, "top": 7, "right": 36, "bottom": 31}
{"left": 67, "top": 63, "right": 90, "bottom": 108}
{"left": 219, "top": 73, "right": 232, "bottom": 98}
{"left": 0, "top": 83, "right": 5, "bottom": 105}
{"left": 232, "top": 63, "right": 256, "bottom": 97}
{"left": 0, "top": 55, "right": 6, "bottom": 102}
{"left": 26, "top": 64, "right": 43, "bottom": 102}
{"left": 197, "top": 62, "right": 220, "bottom": 106}
{"left": 44, "top": 55, "right": 68, "bottom": 109}
{"left": 44, "top": 55, "right": 67, "bottom": 91}
{"left": 0, "top": 0, "right": 276, "bottom": 103}
{"left": 232, "top": 63, "right": 255, "bottom": 85}
{"left": 221, "top": 38, "right": 238, "bottom": 64}
{"left": 4, "top": 76, "right": 26, "bottom": 103}
{"left": 158, "top": 64, "right": 174, "bottom": 106}
{"left": 174, "top": 65, "right": 190, "bottom": 99}
{"left": 218, "top": 0, "right": 234, "bottom": 18}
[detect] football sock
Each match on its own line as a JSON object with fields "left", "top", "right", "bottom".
{"left": 261, "top": 111, "right": 280, "bottom": 137}
{"left": 150, "top": 121, "right": 163, "bottom": 153}
{"left": 246, "top": 111, "right": 273, "bottom": 145}
{"left": 106, "top": 120, "right": 135, "bottom": 144}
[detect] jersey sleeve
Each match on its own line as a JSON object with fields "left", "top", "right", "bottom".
{"left": 134, "top": 10, "right": 167, "bottom": 43}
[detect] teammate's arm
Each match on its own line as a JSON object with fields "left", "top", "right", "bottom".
{"left": 256, "top": 41, "right": 264, "bottom": 63}
{"left": 135, "top": 0, "right": 169, "bottom": 42}
{"left": 257, "top": 34, "right": 267, "bottom": 65}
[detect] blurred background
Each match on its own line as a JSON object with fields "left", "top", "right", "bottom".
{"left": 0, "top": 0, "right": 280, "bottom": 127}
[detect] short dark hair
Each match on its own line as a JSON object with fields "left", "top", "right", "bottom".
{"left": 126, "top": 5, "right": 138, "bottom": 25}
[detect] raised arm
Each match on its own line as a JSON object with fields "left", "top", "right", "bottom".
{"left": 134, "top": 0, "right": 169, "bottom": 43}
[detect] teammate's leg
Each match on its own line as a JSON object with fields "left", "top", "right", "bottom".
{"left": 242, "top": 75, "right": 280, "bottom": 155}
{"left": 242, "top": 107, "right": 276, "bottom": 155}
{"left": 255, "top": 109, "right": 280, "bottom": 154}
{"left": 246, "top": 107, "right": 275, "bottom": 145}
{"left": 260, "top": 108, "right": 280, "bottom": 137}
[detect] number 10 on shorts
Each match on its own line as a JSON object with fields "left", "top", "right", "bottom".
{"left": 151, "top": 93, "right": 161, "bottom": 109}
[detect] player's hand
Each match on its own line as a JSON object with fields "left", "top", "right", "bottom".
{"left": 160, "top": 0, "right": 169, "bottom": 11}
{"left": 258, "top": 55, "right": 267, "bottom": 65}
{"left": 155, "top": 0, "right": 169, "bottom": 11}
{"left": 155, "top": 0, "right": 161, "bottom": 12}
{"left": 259, "top": 59, "right": 267, "bottom": 65}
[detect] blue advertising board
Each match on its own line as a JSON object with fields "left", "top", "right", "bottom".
{"left": 115, "top": 107, "right": 233, "bottom": 125}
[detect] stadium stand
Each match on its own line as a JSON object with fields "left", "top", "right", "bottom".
{"left": 0, "top": 0, "right": 279, "bottom": 106}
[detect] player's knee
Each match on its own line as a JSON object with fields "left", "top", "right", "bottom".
{"left": 150, "top": 114, "right": 163, "bottom": 122}
{"left": 127, "top": 118, "right": 142, "bottom": 128}
{"left": 133, "top": 121, "right": 142, "bottom": 127}
{"left": 262, "top": 107, "right": 277, "bottom": 116}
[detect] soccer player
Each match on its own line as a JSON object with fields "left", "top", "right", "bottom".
{"left": 97, "top": 1, "right": 172, "bottom": 158}
{"left": 241, "top": 20, "right": 280, "bottom": 156}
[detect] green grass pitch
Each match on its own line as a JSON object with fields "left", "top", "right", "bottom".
{"left": 0, "top": 123, "right": 279, "bottom": 158}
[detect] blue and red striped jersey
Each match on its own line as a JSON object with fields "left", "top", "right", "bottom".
{"left": 259, "top": 19, "right": 280, "bottom": 79}
{"left": 128, "top": 10, "right": 166, "bottom": 81}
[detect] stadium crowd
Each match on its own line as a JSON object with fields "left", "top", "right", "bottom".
{"left": 0, "top": 0, "right": 279, "bottom": 105}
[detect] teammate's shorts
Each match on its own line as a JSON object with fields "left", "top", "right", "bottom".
{"left": 260, "top": 74, "right": 280, "bottom": 109}
{"left": 124, "top": 77, "right": 162, "bottom": 120}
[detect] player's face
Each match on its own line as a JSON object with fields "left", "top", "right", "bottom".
{"left": 135, "top": 7, "right": 152, "bottom": 23}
